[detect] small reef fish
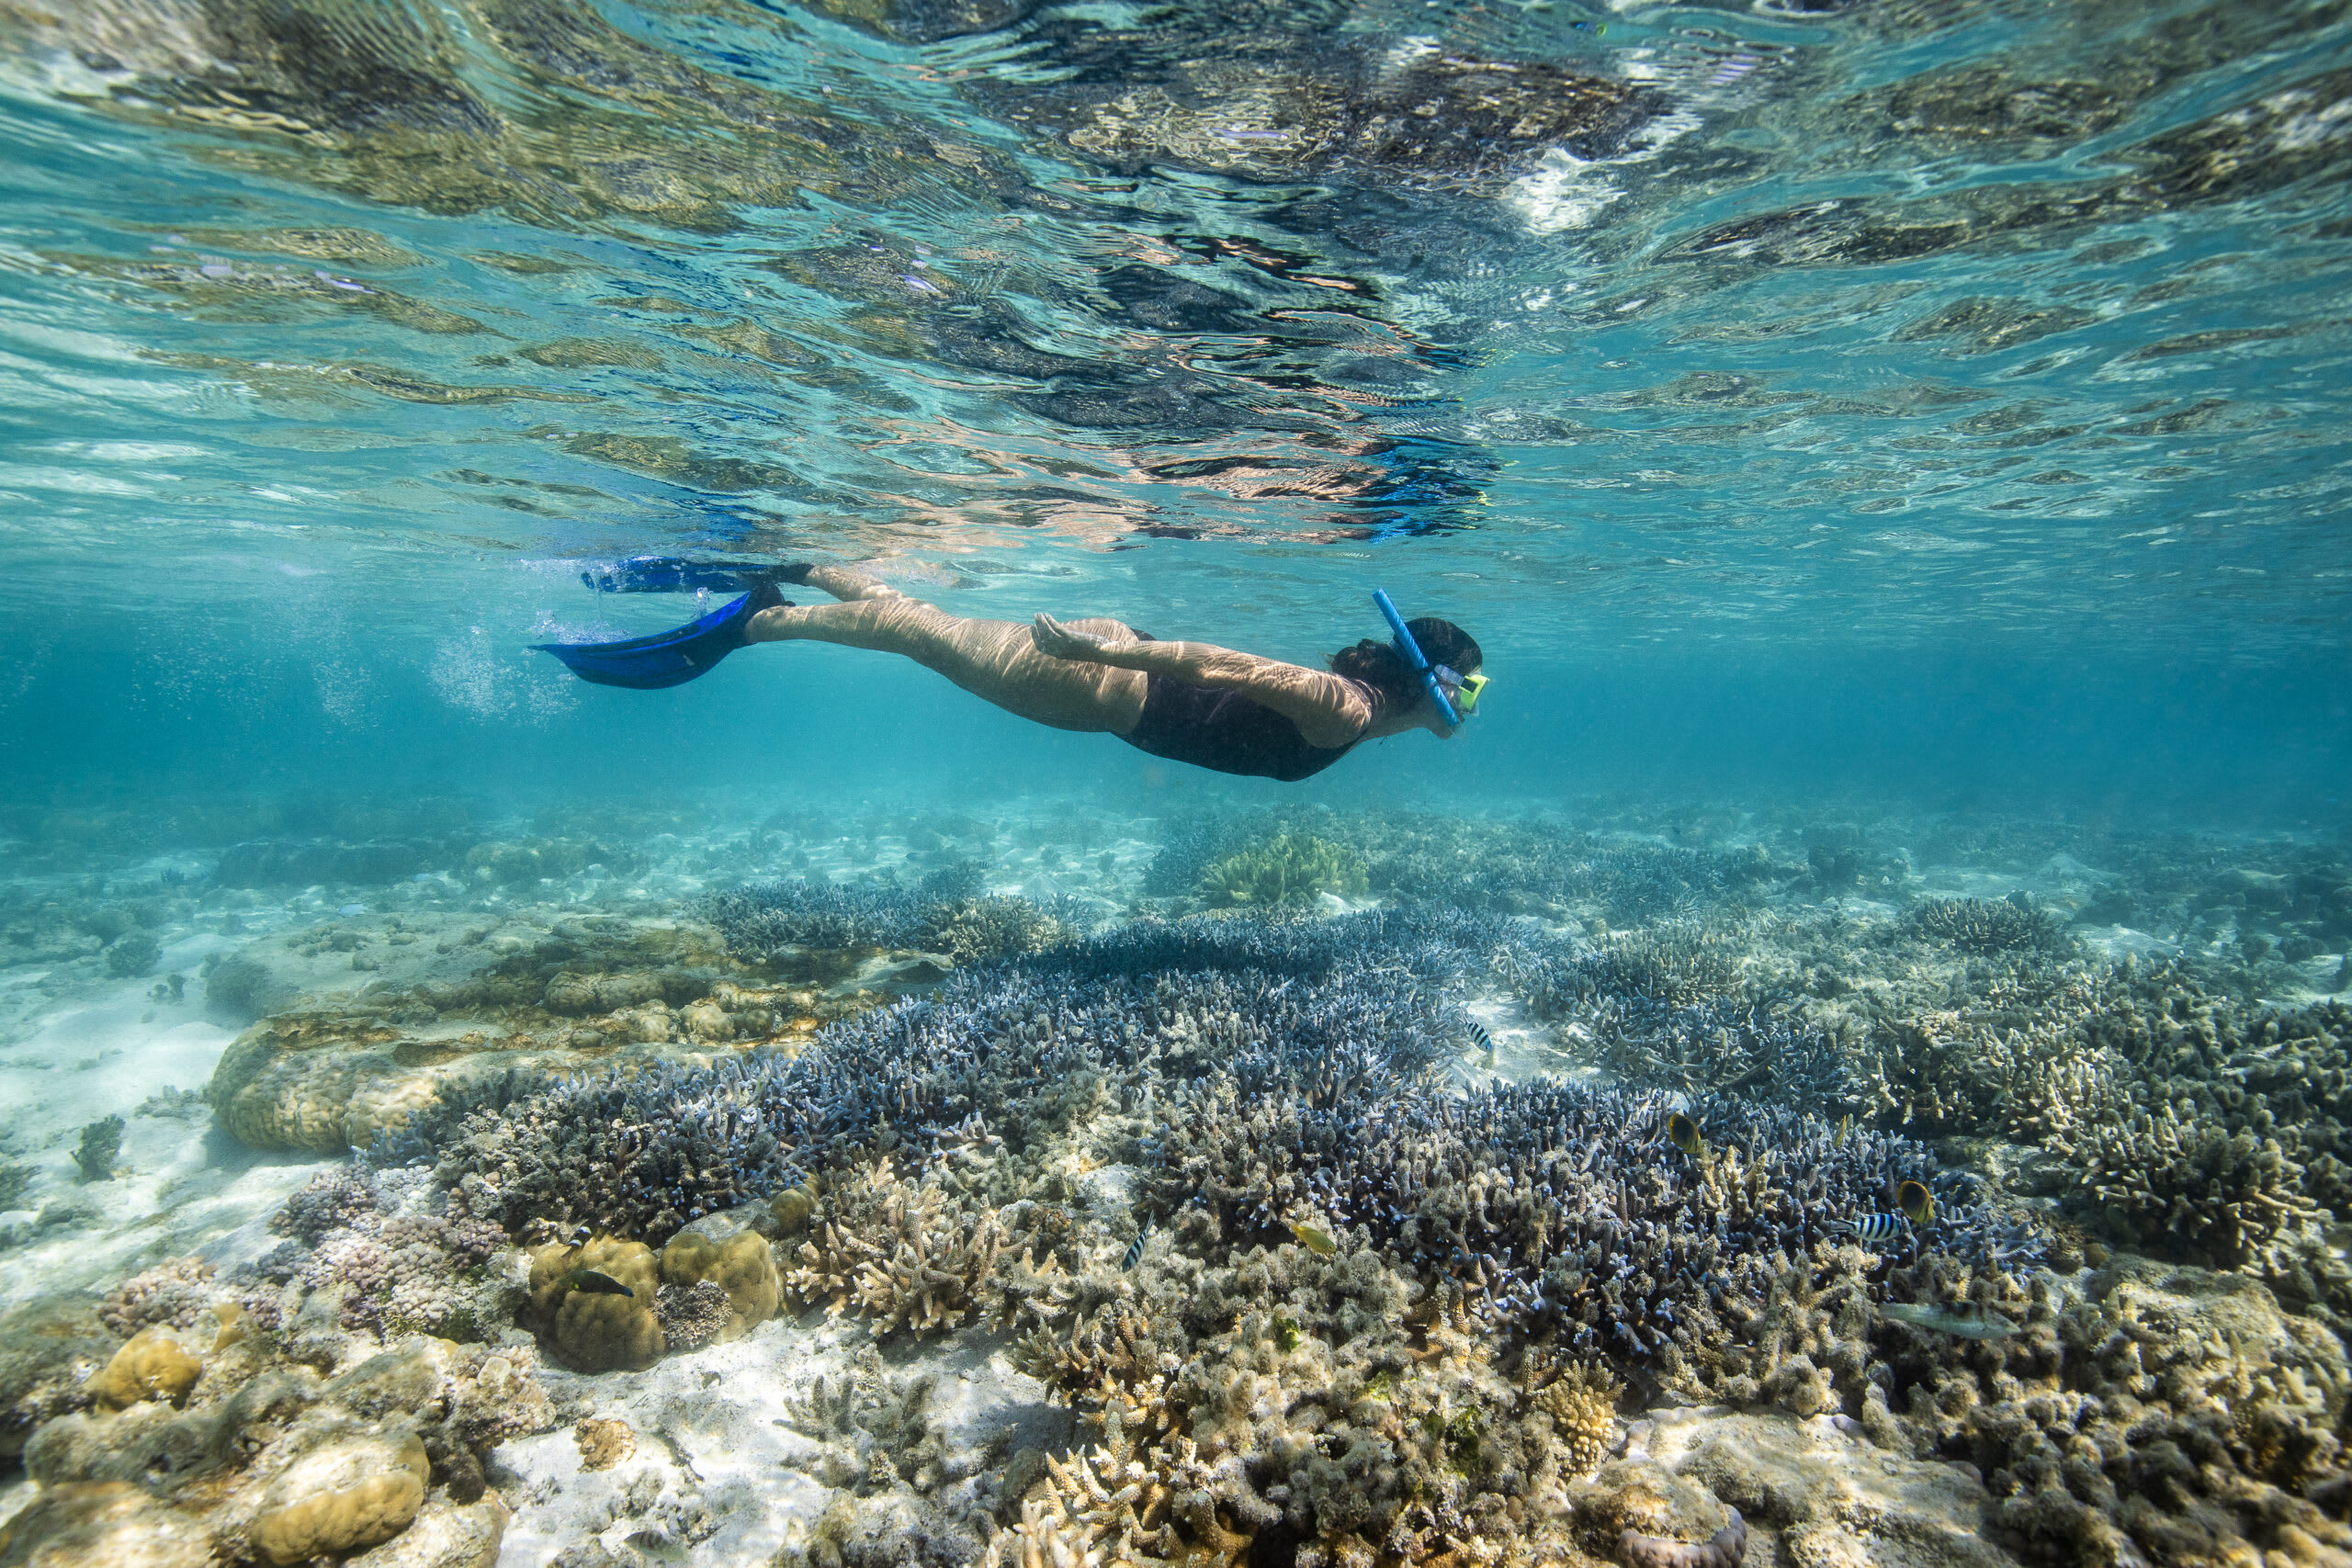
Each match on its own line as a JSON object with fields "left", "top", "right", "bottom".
{"left": 1123, "top": 1221, "right": 1152, "bottom": 1270}
{"left": 1666, "top": 1112, "right": 1705, "bottom": 1159}
{"left": 1882, "top": 1301, "right": 2016, "bottom": 1341}
{"left": 1289, "top": 1221, "right": 1339, "bottom": 1257}
{"left": 566, "top": 1223, "right": 594, "bottom": 1247}
{"left": 336, "top": 903, "right": 367, "bottom": 917}
{"left": 561, "top": 1268, "right": 634, "bottom": 1298}
{"left": 1466, "top": 1021, "right": 1497, "bottom": 1064}
{"left": 1833, "top": 1180, "right": 1936, "bottom": 1242}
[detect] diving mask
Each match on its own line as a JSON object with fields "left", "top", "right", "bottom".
{"left": 1436, "top": 666, "right": 1488, "bottom": 716}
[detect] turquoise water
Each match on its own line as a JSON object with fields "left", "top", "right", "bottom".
{"left": 1, "top": 0, "right": 2346, "bottom": 818}
{"left": 6, "top": 8, "right": 2352, "bottom": 1564}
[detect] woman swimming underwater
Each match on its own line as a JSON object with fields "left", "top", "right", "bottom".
{"left": 537, "top": 558, "right": 1486, "bottom": 783}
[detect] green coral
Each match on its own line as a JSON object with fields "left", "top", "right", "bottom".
{"left": 1198, "top": 835, "right": 1367, "bottom": 908}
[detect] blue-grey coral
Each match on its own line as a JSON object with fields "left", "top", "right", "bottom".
{"left": 422, "top": 909, "right": 1489, "bottom": 1240}
{"left": 701, "top": 863, "right": 989, "bottom": 956}
{"left": 1894, "top": 895, "right": 2074, "bottom": 955}
{"left": 1141, "top": 1077, "right": 2026, "bottom": 1363}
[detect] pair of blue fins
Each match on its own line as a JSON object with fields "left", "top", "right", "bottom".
{"left": 534, "top": 557, "right": 808, "bottom": 690}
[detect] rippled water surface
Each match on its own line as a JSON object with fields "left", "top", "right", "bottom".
{"left": 0, "top": 0, "right": 2347, "bottom": 802}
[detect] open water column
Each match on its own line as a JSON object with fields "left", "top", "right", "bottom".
{"left": 1, "top": 1, "right": 2349, "bottom": 1563}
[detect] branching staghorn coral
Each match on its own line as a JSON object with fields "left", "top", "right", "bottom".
{"left": 783, "top": 1160, "right": 1004, "bottom": 1337}
{"left": 2051, "top": 1101, "right": 2320, "bottom": 1270}
{"left": 1013, "top": 1305, "right": 1181, "bottom": 1449}
{"left": 420, "top": 911, "right": 1490, "bottom": 1242}
{"left": 1894, "top": 896, "right": 2074, "bottom": 955}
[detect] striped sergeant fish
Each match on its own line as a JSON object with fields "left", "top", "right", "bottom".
{"left": 1467, "top": 1022, "right": 1497, "bottom": 1065}
{"left": 1123, "top": 1220, "right": 1152, "bottom": 1270}
{"left": 1832, "top": 1180, "right": 1934, "bottom": 1244}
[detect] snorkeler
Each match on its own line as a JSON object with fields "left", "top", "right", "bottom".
{"left": 536, "top": 558, "right": 1485, "bottom": 783}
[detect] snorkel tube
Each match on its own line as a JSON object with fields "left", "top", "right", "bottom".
{"left": 1371, "top": 588, "right": 1463, "bottom": 728}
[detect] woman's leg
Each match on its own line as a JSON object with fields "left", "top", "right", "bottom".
{"left": 746, "top": 565, "right": 1148, "bottom": 734}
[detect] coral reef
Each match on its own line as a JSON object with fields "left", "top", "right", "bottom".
{"left": 247, "top": 1424, "right": 431, "bottom": 1563}
{"left": 1622, "top": 1509, "right": 1747, "bottom": 1568}
{"left": 1836, "top": 945, "right": 2352, "bottom": 1311}
{"left": 101, "top": 928, "right": 160, "bottom": 979}
{"left": 266, "top": 1166, "right": 509, "bottom": 1342}
{"left": 0, "top": 1480, "right": 218, "bottom": 1567}
{"left": 1145, "top": 1071, "right": 2026, "bottom": 1363}
{"left": 419, "top": 909, "right": 1493, "bottom": 1243}
{"left": 653, "top": 1280, "right": 734, "bottom": 1353}
{"left": 1896, "top": 896, "right": 2075, "bottom": 956}
{"left": 89, "top": 1326, "right": 204, "bottom": 1411}
{"left": 1144, "top": 808, "right": 1767, "bottom": 922}
{"left": 574, "top": 1416, "right": 636, "bottom": 1472}
{"left": 1877, "top": 1258, "right": 2352, "bottom": 1565}
{"left": 97, "top": 1258, "right": 217, "bottom": 1337}
{"left": 26, "top": 798, "right": 2352, "bottom": 1568}
{"left": 0, "top": 1299, "right": 120, "bottom": 1467}
{"left": 922, "top": 897, "right": 1071, "bottom": 966}
{"left": 783, "top": 1159, "right": 1004, "bottom": 1337}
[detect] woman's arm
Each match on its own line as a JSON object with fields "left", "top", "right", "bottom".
{"left": 1031, "top": 615, "right": 1372, "bottom": 747}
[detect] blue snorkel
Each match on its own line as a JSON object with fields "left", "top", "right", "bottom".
{"left": 1372, "top": 588, "right": 1463, "bottom": 728}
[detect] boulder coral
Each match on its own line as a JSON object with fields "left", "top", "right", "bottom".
{"left": 246, "top": 1423, "right": 430, "bottom": 1564}
{"left": 88, "top": 1327, "right": 203, "bottom": 1412}
{"left": 660, "top": 1226, "right": 780, "bottom": 1341}
{"left": 526, "top": 1236, "right": 664, "bottom": 1371}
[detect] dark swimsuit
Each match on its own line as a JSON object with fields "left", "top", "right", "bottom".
{"left": 1115, "top": 642, "right": 1373, "bottom": 781}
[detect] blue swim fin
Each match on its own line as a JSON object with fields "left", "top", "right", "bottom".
{"left": 535, "top": 582, "right": 787, "bottom": 690}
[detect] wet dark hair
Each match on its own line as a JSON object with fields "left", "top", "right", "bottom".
{"left": 1329, "top": 617, "right": 1483, "bottom": 712}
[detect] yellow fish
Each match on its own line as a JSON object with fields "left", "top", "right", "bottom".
{"left": 1666, "top": 1112, "right": 1705, "bottom": 1159}
{"left": 1289, "top": 1221, "right": 1338, "bottom": 1257}
{"left": 1896, "top": 1179, "right": 1935, "bottom": 1225}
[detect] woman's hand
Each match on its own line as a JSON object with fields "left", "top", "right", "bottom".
{"left": 1031, "top": 613, "right": 1125, "bottom": 663}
